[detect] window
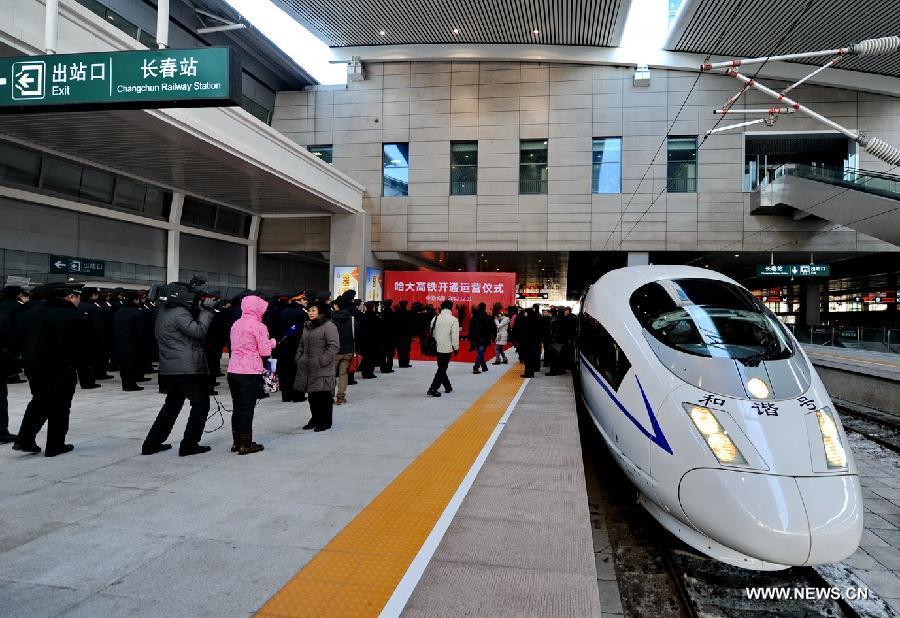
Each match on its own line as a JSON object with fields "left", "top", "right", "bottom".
{"left": 41, "top": 158, "right": 82, "bottom": 196}
{"left": 80, "top": 169, "right": 115, "bottom": 204}
{"left": 0, "top": 143, "right": 41, "bottom": 186}
{"left": 592, "top": 138, "right": 622, "bottom": 193}
{"left": 520, "top": 140, "right": 548, "bottom": 194}
{"left": 309, "top": 145, "right": 333, "bottom": 165}
{"left": 113, "top": 178, "right": 147, "bottom": 212}
{"left": 630, "top": 278, "right": 794, "bottom": 364}
{"left": 241, "top": 95, "right": 272, "bottom": 125}
{"left": 182, "top": 199, "right": 217, "bottom": 229}
{"left": 667, "top": 137, "right": 697, "bottom": 193}
{"left": 383, "top": 143, "right": 409, "bottom": 197}
{"left": 181, "top": 197, "right": 252, "bottom": 238}
{"left": 578, "top": 312, "right": 631, "bottom": 390}
{"left": 450, "top": 141, "right": 478, "bottom": 195}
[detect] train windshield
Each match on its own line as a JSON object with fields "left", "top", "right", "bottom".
{"left": 630, "top": 278, "right": 794, "bottom": 365}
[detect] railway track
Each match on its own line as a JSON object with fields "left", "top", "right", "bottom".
{"left": 836, "top": 404, "right": 900, "bottom": 454}
{"left": 577, "top": 396, "right": 896, "bottom": 617}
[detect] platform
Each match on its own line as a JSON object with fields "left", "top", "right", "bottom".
{"left": 803, "top": 344, "right": 900, "bottom": 419}
{"left": 0, "top": 360, "right": 598, "bottom": 617}
{"left": 804, "top": 344, "right": 900, "bottom": 382}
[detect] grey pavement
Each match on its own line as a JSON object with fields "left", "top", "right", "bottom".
{"left": 402, "top": 373, "right": 602, "bottom": 617}
{"left": 1, "top": 359, "right": 503, "bottom": 617}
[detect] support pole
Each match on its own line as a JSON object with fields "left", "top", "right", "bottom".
{"left": 156, "top": 0, "right": 170, "bottom": 49}
{"left": 44, "top": 0, "right": 59, "bottom": 54}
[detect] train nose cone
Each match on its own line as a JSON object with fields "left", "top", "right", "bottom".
{"left": 797, "top": 475, "right": 863, "bottom": 565}
{"left": 679, "top": 469, "right": 811, "bottom": 566}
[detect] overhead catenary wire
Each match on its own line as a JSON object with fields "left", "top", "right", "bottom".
{"left": 613, "top": 0, "right": 818, "bottom": 248}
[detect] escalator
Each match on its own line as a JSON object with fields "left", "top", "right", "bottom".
{"left": 755, "top": 163, "right": 900, "bottom": 247}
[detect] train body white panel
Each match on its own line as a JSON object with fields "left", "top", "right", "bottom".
{"left": 577, "top": 265, "right": 863, "bottom": 570}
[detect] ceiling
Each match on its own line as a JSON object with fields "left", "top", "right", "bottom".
{"left": 0, "top": 110, "right": 342, "bottom": 215}
{"left": 273, "top": 0, "right": 632, "bottom": 47}
{"left": 667, "top": 0, "right": 900, "bottom": 78}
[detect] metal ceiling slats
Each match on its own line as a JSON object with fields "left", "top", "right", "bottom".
{"left": 671, "top": 0, "right": 900, "bottom": 78}
{"left": 277, "top": 0, "right": 627, "bottom": 47}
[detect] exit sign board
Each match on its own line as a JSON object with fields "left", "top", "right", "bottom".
{"left": 756, "top": 264, "right": 831, "bottom": 277}
{"left": 49, "top": 255, "right": 105, "bottom": 277}
{"left": 0, "top": 47, "right": 240, "bottom": 113}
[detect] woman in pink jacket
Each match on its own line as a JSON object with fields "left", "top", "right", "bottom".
{"left": 227, "top": 295, "right": 276, "bottom": 455}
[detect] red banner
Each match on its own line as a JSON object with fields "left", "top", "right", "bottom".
{"left": 385, "top": 271, "right": 517, "bottom": 362}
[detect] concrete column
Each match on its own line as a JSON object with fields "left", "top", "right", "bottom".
{"left": 627, "top": 252, "right": 650, "bottom": 266}
{"left": 156, "top": 0, "right": 170, "bottom": 49}
{"left": 801, "top": 282, "right": 822, "bottom": 328}
{"left": 329, "top": 212, "right": 380, "bottom": 296}
{"left": 166, "top": 193, "right": 184, "bottom": 283}
{"left": 247, "top": 215, "right": 261, "bottom": 290}
{"left": 44, "top": 0, "right": 59, "bottom": 54}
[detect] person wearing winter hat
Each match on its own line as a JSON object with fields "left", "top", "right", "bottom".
{"left": 226, "top": 295, "right": 276, "bottom": 454}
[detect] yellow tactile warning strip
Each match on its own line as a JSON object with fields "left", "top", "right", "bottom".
{"left": 256, "top": 365, "right": 525, "bottom": 618}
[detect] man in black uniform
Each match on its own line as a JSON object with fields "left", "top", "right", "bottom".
{"left": 277, "top": 292, "right": 308, "bottom": 403}
{"left": 358, "top": 301, "right": 382, "bottom": 379}
{"left": 81, "top": 288, "right": 113, "bottom": 381}
{"left": 0, "top": 285, "right": 27, "bottom": 384}
{"left": 394, "top": 300, "right": 414, "bottom": 368}
{"left": 380, "top": 298, "right": 396, "bottom": 373}
{"left": 0, "top": 306, "right": 17, "bottom": 443}
{"left": 142, "top": 283, "right": 214, "bottom": 456}
{"left": 12, "top": 282, "right": 87, "bottom": 456}
{"left": 115, "top": 291, "right": 145, "bottom": 391}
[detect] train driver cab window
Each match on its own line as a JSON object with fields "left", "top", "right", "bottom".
{"left": 629, "top": 278, "right": 794, "bottom": 366}
{"left": 578, "top": 312, "right": 631, "bottom": 390}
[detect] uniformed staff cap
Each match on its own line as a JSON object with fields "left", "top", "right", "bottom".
{"left": 31, "top": 282, "right": 83, "bottom": 299}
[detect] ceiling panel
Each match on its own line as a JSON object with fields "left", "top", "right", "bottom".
{"left": 273, "top": 0, "right": 631, "bottom": 47}
{"left": 0, "top": 110, "right": 336, "bottom": 215}
{"left": 668, "top": 0, "right": 900, "bottom": 77}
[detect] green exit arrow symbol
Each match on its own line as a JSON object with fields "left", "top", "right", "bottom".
{"left": 15, "top": 71, "right": 35, "bottom": 92}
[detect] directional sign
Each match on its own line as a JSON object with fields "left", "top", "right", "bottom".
{"left": 50, "top": 255, "right": 105, "bottom": 277}
{"left": 756, "top": 264, "right": 831, "bottom": 277}
{"left": 0, "top": 48, "right": 240, "bottom": 113}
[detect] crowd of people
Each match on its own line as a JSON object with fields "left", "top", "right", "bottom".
{"left": 0, "top": 280, "right": 578, "bottom": 458}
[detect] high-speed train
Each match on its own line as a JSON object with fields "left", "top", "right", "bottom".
{"left": 576, "top": 265, "right": 862, "bottom": 570}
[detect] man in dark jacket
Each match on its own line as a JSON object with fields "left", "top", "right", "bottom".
{"left": 12, "top": 282, "right": 87, "bottom": 456}
{"left": 380, "top": 299, "right": 396, "bottom": 373}
{"left": 340, "top": 291, "right": 362, "bottom": 384}
{"left": 81, "top": 288, "right": 113, "bottom": 381}
{"left": 331, "top": 297, "right": 356, "bottom": 405}
{"left": 519, "top": 305, "right": 545, "bottom": 378}
{"left": 0, "top": 309, "right": 17, "bottom": 443}
{"left": 142, "top": 284, "right": 214, "bottom": 456}
{"left": 548, "top": 306, "right": 577, "bottom": 376}
{"left": 277, "top": 292, "right": 308, "bottom": 403}
{"left": 115, "top": 292, "right": 145, "bottom": 391}
{"left": 468, "top": 302, "right": 497, "bottom": 374}
{"left": 0, "top": 285, "right": 27, "bottom": 384}
{"left": 358, "top": 301, "right": 382, "bottom": 379}
{"left": 395, "top": 300, "right": 415, "bottom": 368}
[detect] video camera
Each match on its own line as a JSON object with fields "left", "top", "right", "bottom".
{"left": 155, "top": 276, "right": 207, "bottom": 310}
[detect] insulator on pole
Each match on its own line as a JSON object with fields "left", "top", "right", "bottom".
{"left": 859, "top": 135, "right": 900, "bottom": 166}
{"left": 850, "top": 36, "right": 900, "bottom": 56}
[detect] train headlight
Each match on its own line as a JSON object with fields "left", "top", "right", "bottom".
{"left": 746, "top": 377, "right": 770, "bottom": 399}
{"left": 683, "top": 404, "right": 748, "bottom": 465}
{"left": 815, "top": 408, "right": 847, "bottom": 469}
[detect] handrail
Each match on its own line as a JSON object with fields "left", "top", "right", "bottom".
{"left": 771, "top": 163, "right": 900, "bottom": 200}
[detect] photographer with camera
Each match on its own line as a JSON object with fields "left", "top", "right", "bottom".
{"left": 142, "top": 281, "right": 214, "bottom": 457}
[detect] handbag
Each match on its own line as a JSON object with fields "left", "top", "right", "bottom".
{"left": 421, "top": 317, "right": 438, "bottom": 357}
{"left": 348, "top": 314, "right": 361, "bottom": 372}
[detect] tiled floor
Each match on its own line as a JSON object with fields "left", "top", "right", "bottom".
{"left": 0, "top": 360, "right": 503, "bottom": 617}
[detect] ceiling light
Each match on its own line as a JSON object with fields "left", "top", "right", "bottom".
{"left": 532, "top": 29, "right": 540, "bottom": 36}
{"left": 452, "top": 28, "right": 460, "bottom": 35}
{"left": 379, "top": 30, "right": 387, "bottom": 37}
{"left": 734, "top": 254, "right": 740, "bottom": 257}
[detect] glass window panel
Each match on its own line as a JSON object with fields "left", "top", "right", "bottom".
{"left": 592, "top": 137, "right": 622, "bottom": 194}
{"left": 450, "top": 141, "right": 477, "bottom": 195}
{"left": 113, "top": 177, "right": 147, "bottom": 211}
{"left": 41, "top": 158, "right": 82, "bottom": 197}
{"left": 519, "top": 140, "right": 548, "bottom": 194}
{"left": 383, "top": 143, "right": 409, "bottom": 197}
{"left": 667, "top": 136, "right": 697, "bottom": 193}
{"left": 143, "top": 186, "right": 170, "bottom": 218}
{"left": 215, "top": 208, "right": 244, "bottom": 236}
{"left": 79, "top": 168, "right": 115, "bottom": 203}
{"left": 0, "top": 143, "right": 41, "bottom": 186}
{"left": 182, "top": 199, "right": 217, "bottom": 229}
{"left": 309, "top": 145, "right": 333, "bottom": 164}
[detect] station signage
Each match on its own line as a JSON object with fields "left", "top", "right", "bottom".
{"left": 0, "top": 47, "right": 241, "bottom": 113}
{"left": 49, "top": 255, "right": 105, "bottom": 277}
{"left": 756, "top": 264, "right": 831, "bottom": 277}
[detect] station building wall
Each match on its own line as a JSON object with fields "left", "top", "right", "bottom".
{"left": 256, "top": 254, "right": 328, "bottom": 296}
{"left": 273, "top": 61, "right": 900, "bottom": 255}
{"left": 0, "top": 197, "right": 166, "bottom": 285}
{"left": 178, "top": 233, "right": 247, "bottom": 298}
